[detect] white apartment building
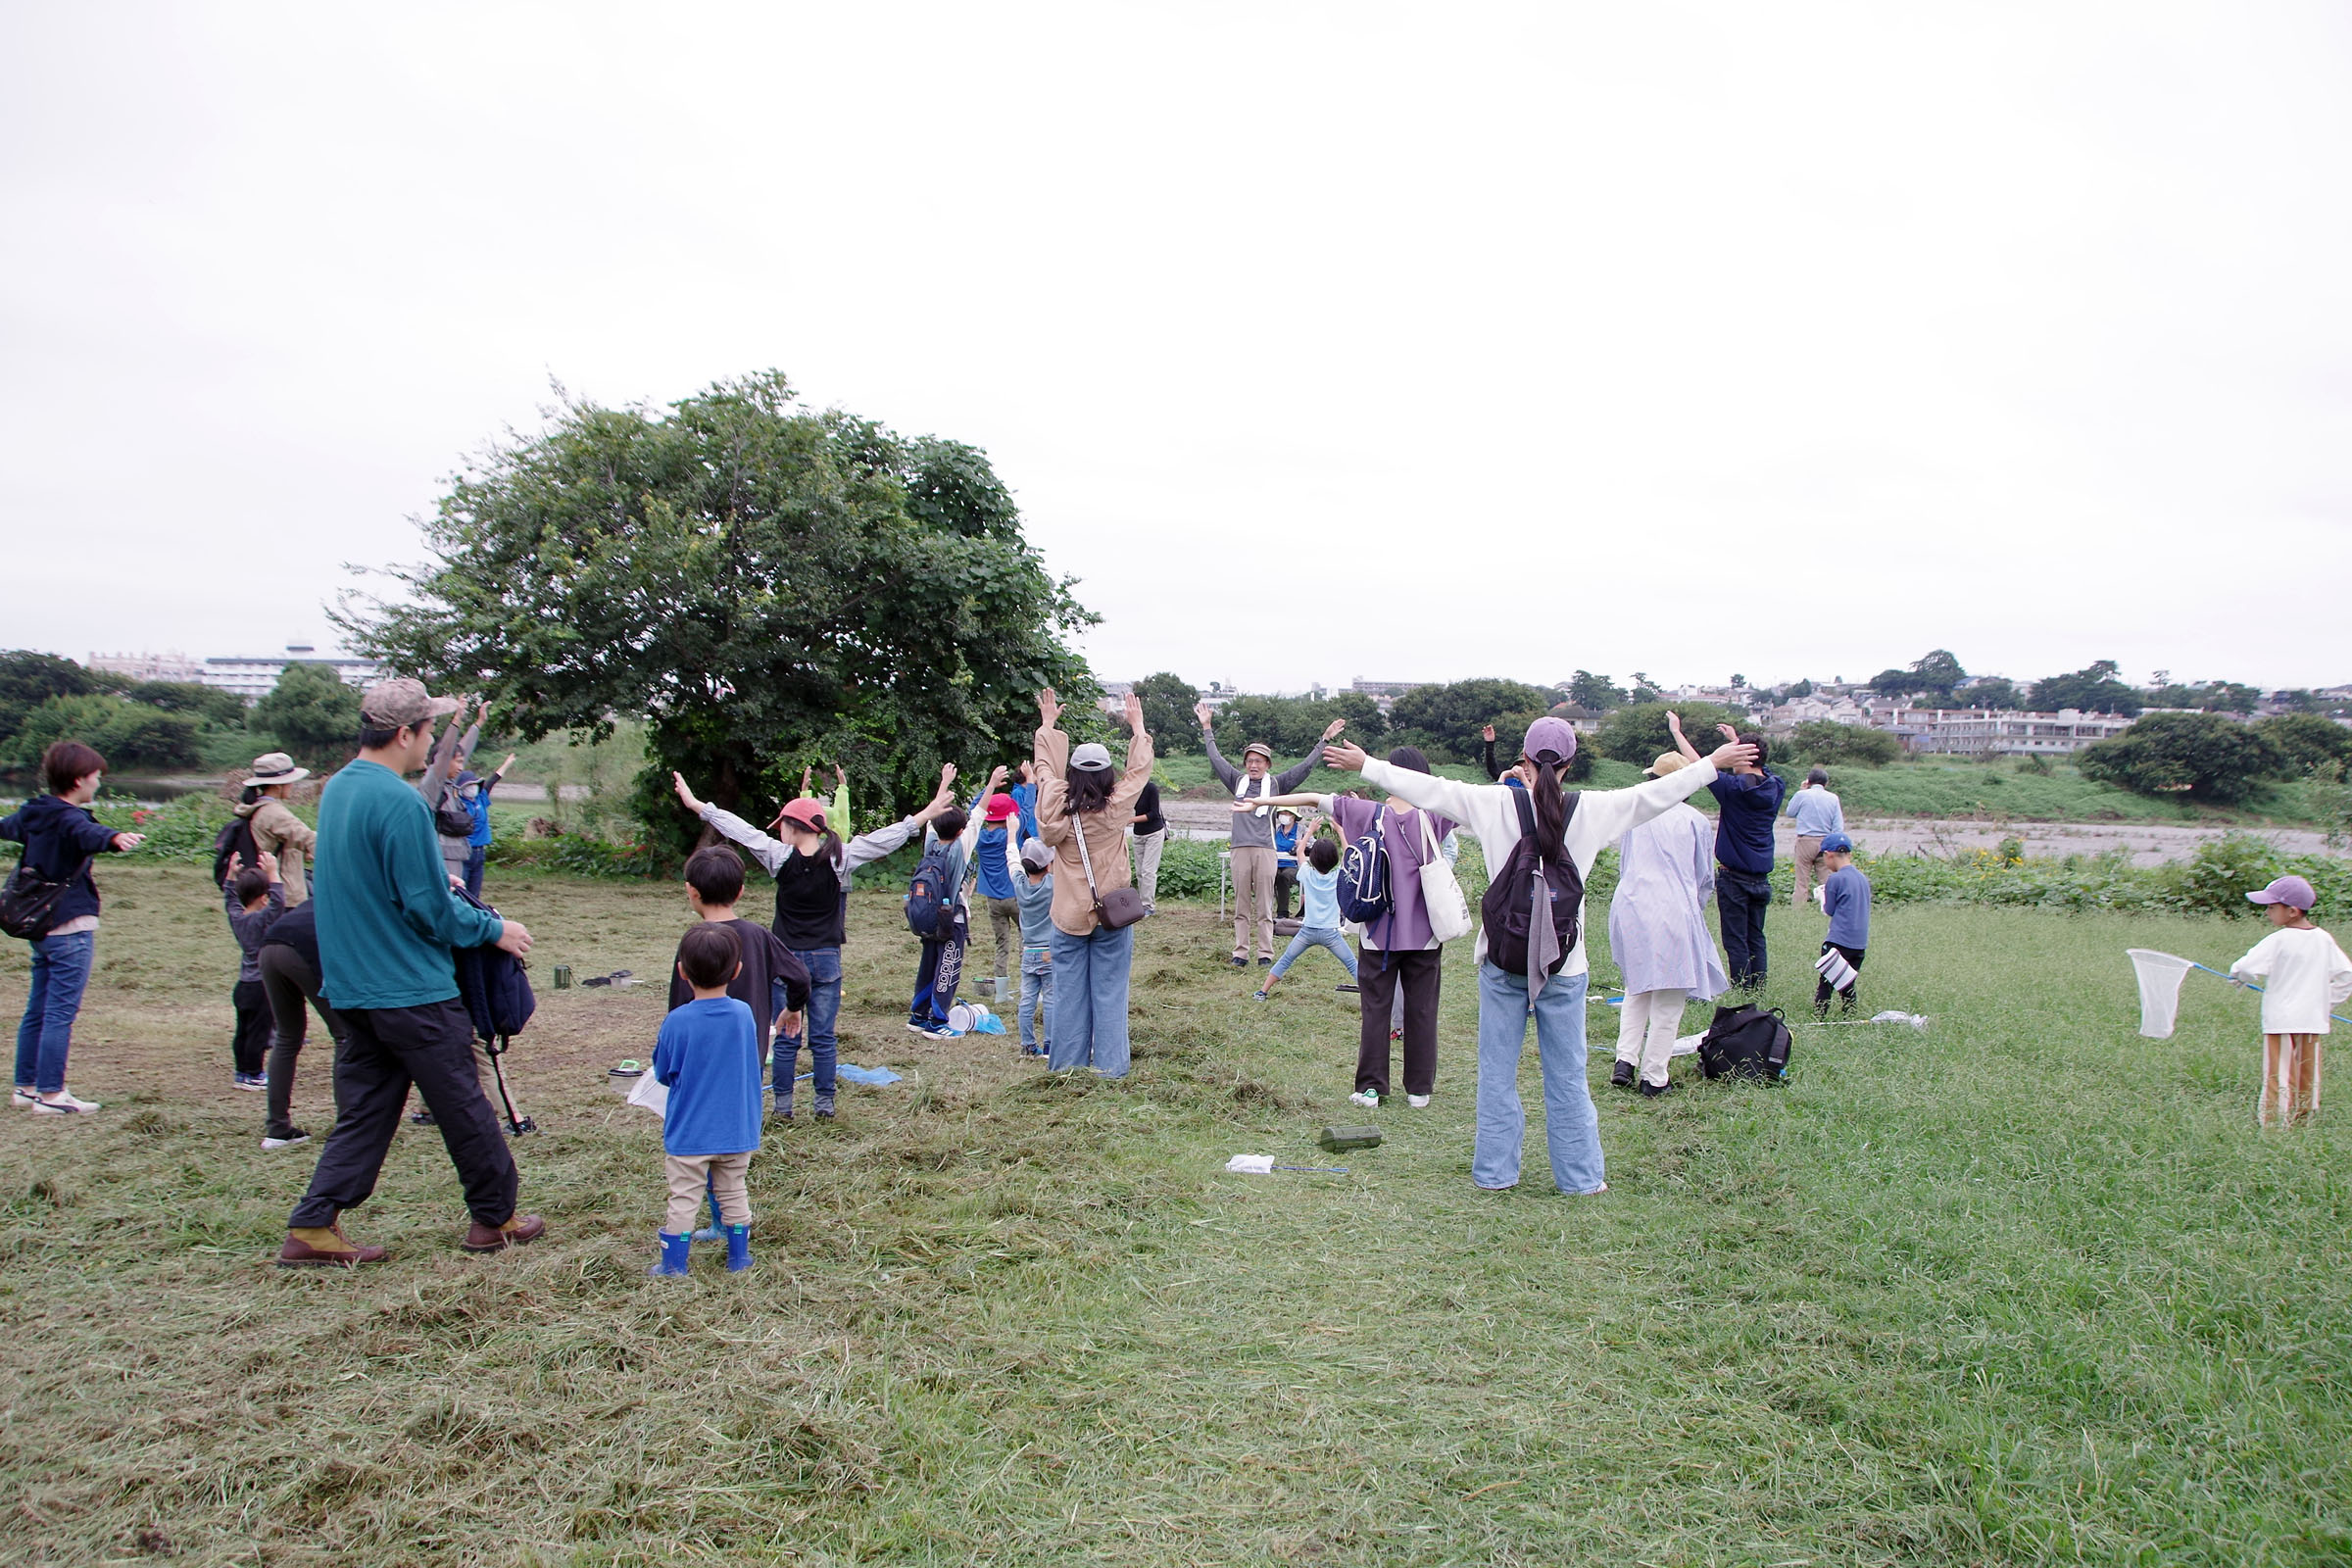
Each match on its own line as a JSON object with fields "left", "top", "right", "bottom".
{"left": 87, "top": 651, "right": 205, "bottom": 684}
{"left": 1876, "top": 708, "right": 2135, "bottom": 758}
{"left": 199, "top": 644, "right": 382, "bottom": 702}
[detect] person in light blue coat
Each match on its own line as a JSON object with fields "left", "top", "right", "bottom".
{"left": 1608, "top": 749, "right": 1730, "bottom": 1097}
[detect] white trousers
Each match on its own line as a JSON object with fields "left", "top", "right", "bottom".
{"left": 1614, "top": 987, "right": 1689, "bottom": 1089}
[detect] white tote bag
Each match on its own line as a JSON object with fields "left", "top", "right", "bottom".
{"left": 1415, "top": 810, "right": 1473, "bottom": 944}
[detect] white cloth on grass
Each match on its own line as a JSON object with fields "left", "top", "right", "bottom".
{"left": 2128, "top": 949, "right": 2197, "bottom": 1039}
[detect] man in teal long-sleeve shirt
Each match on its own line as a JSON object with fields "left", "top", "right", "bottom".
{"left": 279, "top": 678, "right": 547, "bottom": 1269}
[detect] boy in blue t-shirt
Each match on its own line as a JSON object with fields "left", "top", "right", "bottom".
{"left": 1814, "top": 833, "right": 1873, "bottom": 1017}
{"left": 1255, "top": 831, "right": 1357, "bottom": 999}
{"left": 1013, "top": 839, "right": 1056, "bottom": 1057}
{"left": 650, "top": 923, "right": 763, "bottom": 1277}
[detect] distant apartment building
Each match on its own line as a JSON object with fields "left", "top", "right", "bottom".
{"left": 1869, "top": 707, "right": 2135, "bottom": 758}
{"left": 1348, "top": 679, "right": 1422, "bottom": 714}
{"left": 87, "top": 651, "right": 204, "bottom": 684}
{"left": 199, "top": 644, "right": 383, "bottom": 703}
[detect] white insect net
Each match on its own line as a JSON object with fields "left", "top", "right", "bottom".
{"left": 2127, "top": 949, "right": 2198, "bottom": 1039}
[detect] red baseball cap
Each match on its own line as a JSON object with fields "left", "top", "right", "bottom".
{"left": 775, "top": 798, "right": 828, "bottom": 833}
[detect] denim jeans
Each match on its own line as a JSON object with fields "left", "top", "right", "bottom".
{"left": 463, "top": 846, "right": 487, "bottom": 899}
{"left": 14, "top": 930, "right": 96, "bottom": 1095}
{"left": 1018, "top": 947, "right": 1054, "bottom": 1052}
{"left": 1270, "top": 926, "right": 1357, "bottom": 982}
{"left": 1473, "top": 962, "right": 1603, "bottom": 1195}
{"left": 1048, "top": 921, "right": 1135, "bottom": 1077}
{"left": 775, "top": 945, "right": 842, "bottom": 1096}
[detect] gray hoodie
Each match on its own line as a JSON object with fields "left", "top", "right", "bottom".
{"left": 1205, "top": 734, "right": 1315, "bottom": 851}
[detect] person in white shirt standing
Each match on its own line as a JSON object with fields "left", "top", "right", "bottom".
{"left": 1787, "top": 768, "right": 1844, "bottom": 910}
{"left": 1319, "top": 713, "right": 1757, "bottom": 1196}
{"left": 2229, "top": 875, "right": 2352, "bottom": 1127}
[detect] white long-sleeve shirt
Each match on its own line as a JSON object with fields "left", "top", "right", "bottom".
{"left": 2230, "top": 925, "right": 2352, "bottom": 1036}
{"left": 1359, "top": 757, "right": 1721, "bottom": 975}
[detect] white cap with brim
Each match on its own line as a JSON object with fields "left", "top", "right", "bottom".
{"left": 1070, "top": 742, "right": 1114, "bottom": 771}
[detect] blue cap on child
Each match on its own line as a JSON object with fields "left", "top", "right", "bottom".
{"left": 1820, "top": 833, "right": 1853, "bottom": 855}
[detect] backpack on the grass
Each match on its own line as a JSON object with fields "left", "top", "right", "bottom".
{"left": 1697, "top": 1003, "right": 1791, "bottom": 1082}
{"left": 210, "top": 815, "right": 260, "bottom": 886}
{"left": 1479, "top": 789, "right": 1584, "bottom": 978}
{"left": 905, "top": 841, "right": 959, "bottom": 938}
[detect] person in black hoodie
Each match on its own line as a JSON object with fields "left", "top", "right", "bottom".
{"left": 255, "top": 896, "right": 354, "bottom": 1150}
{"left": 3, "top": 740, "right": 145, "bottom": 1113}
{"left": 674, "top": 766, "right": 956, "bottom": 1119}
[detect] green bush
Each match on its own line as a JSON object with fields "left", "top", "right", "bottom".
{"left": 2079, "top": 711, "right": 2287, "bottom": 805}
{"left": 1787, "top": 720, "right": 1901, "bottom": 767}
{"left": 0, "top": 695, "right": 202, "bottom": 774}
{"left": 250, "top": 662, "right": 362, "bottom": 772}
{"left": 1596, "top": 702, "right": 1740, "bottom": 767}
{"left": 2254, "top": 713, "right": 2352, "bottom": 773}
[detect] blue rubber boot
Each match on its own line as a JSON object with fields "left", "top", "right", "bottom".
{"left": 723, "top": 1223, "right": 753, "bottom": 1273}
{"left": 691, "top": 1180, "right": 722, "bottom": 1244}
{"left": 649, "top": 1232, "right": 691, "bottom": 1277}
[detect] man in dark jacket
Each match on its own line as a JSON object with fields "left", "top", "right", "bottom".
{"left": 3, "top": 740, "right": 144, "bottom": 1113}
{"left": 1707, "top": 726, "right": 1787, "bottom": 989}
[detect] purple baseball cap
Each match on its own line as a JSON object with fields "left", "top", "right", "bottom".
{"left": 2247, "top": 875, "right": 2316, "bottom": 910}
{"left": 1522, "top": 715, "right": 1577, "bottom": 765}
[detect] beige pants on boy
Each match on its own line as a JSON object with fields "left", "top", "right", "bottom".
{"left": 2261, "top": 1033, "right": 2324, "bottom": 1127}
{"left": 1616, "top": 988, "right": 1689, "bottom": 1089}
{"left": 664, "top": 1152, "right": 753, "bottom": 1233}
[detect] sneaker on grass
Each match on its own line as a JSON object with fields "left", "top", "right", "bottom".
{"left": 261, "top": 1126, "right": 310, "bottom": 1150}
{"left": 1407, "top": 1094, "right": 1431, "bottom": 1108}
{"left": 1348, "top": 1089, "right": 1380, "bottom": 1109}
{"left": 13, "top": 1086, "right": 36, "bottom": 1107}
{"left": 922, "top": 1025, "right": 965, "bottom": 1041}
{"left": 30, "top": 1091, "right": 100, "bottom": 1115}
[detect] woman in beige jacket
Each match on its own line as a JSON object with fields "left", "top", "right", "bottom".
{"left": 237, "top": 753, "right": 316, "bottom": 904}
{"left": 1033, "top": 688, "right": 1152, "bottom": 1078}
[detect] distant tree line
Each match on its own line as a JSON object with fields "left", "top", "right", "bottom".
{"left": 0, "top": 650, "right": 307, "bottom": 776}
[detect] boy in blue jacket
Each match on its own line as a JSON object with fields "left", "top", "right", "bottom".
{"left": 1814, "top": 833, "right": 1872, "bottom": 1017}
{"left": 651, "top": 923, "right": 763, "bottom": 1277}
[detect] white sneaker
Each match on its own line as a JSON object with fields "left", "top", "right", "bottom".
{"left": 31, "top": 1091, "right": 100, "bottom": 1114}
{"left": 922, "top": 1025, "right": 965, "bottom": 1041}
{"left": 1407, "top": 1094, "right": 1431, "bottom": 1108}
{"left": 13, "top": 1087, "right": 36, "bottom": 1107}
{"left": 1348, "top": 1089, "right": 1380, "bottom": 1109}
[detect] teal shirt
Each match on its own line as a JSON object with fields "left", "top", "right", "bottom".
{"left": 314, "top": 758, "right": 505, "bottom": 1010}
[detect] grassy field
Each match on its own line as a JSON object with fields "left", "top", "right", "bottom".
{"left": 3, "top": 864, "right": 2349, "bottom": 1565}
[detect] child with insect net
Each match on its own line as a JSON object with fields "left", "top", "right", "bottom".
{"left": 2229, "top": 875, "right": 2352, "bottom": 1127}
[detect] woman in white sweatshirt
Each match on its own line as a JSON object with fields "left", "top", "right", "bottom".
{"left": 1320, "top": 713, "right": 1757, "bottom": 1196}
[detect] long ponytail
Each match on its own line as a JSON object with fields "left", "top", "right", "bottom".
{"left": 1528, "top": 760, "right": 1568, "bottom": 861}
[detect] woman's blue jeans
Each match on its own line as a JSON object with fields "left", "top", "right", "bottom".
{"left": 773, "top": 945, "right": 841, "bottom": 1097}
{"left": 1472, "top": 962, "right": 1603, "bottom": 1195}
{"left": 15, "top": 930, "right": 96, "bottom": 1095}
{"left": 1048, "top": 922, "right": 1135, "bottom": 1077}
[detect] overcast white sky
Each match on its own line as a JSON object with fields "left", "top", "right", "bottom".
{"left": 3, "top": 3, "right": 2346, "bottom": 697}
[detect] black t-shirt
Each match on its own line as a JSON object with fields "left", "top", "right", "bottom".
{"left": 666, "top": 918, "right": 811, "bottom": 1037}
{"left": 1133, "top": 781, "right": 1165, "bottom": 836}
{"left": 771, "top": 852, "right": 847, "bottom": 950}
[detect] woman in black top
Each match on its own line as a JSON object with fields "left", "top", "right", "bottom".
{"left": 1129, "top": 778, "right": 1167, "bottom": 913}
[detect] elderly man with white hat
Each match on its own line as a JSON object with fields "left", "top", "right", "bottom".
{"left": 1195, "top": 702, "right": 1346, "bottom": 966}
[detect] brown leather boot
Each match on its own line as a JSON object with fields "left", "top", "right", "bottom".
{"left": 277, "top": 1223, "right": 387, "bottom": 1268}
{"left": 461, "top": 1212, "right": 547, "bottom": 1252}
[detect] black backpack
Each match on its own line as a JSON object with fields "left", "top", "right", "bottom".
{"left": 0, "top": 854, "right": 90, "bottom": 940}
{"left": 1478, "top": 789, "right": 1583, "bottom": 977}
{"left": 450, "top": 886, "right": 535, "bottom": 1130}
{"left": 905, "top": 841, "right": 959, "bottom": 939}
{"left": 211, "top": 815, "right": 260, "bottom": 886}
{"left": 1697, "top": 1003, "right": 1792, "bottom": 1082}
{"left": 432, "top": 782, "right": 476, "bottom": 839}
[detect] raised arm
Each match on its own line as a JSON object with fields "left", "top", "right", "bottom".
{"left": 1199, "top": 714, "right": 1241, "bottom": 789}
{"left": 1110, "top": 693, "right": 1155, "bottom": 812}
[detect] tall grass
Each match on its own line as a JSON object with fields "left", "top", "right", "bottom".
{"left": 2, "top": 864, "right": 2348, "bottom": 1563}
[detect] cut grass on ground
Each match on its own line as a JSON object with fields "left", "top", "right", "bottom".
{"left": 3, "top": 864, "right": 2349, "bottom": 1565}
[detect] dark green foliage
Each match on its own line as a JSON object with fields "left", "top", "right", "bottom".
{"left": 1783, "top": 678, "right": 1814, "bottom": 700}
{"left": 123, "top": 681, "right": 247, "bottom": 727}
{"left": 1213, "top": 692, "right": 1385, "bottom": 761}
{"left": 2079, "top": 711, "right": 2289, "bottom": 804}
{"left": 2264, "top": 689, "right": 2330, "bottom": 715}
{"left": 1565, "top": 670, "right": 1626, "bottom": 711}
{"left": 2029, "top": 660, "right": 2142, "bottom": 716}
{"left": 336, "top": 372, "right": 1097, "bottom": 854}
{"left": 2142, "top": 680, "right": 2262, "bottom": 712}
{"left": 1383, "top": 678, "right": 1551, "bottom": 763}
{"left": 2252, "top": 713, "right": 2352, "bottom": 773}
{"left": 1872, "top": 649, "right": 1967, "bottom": 700}
{"left": 0, "top": 695, "right": 200, "bottom": 773}
{"left": 1595, "top": 701, "right": 1740, "bottom": 766}
{"left": 1132, "top": 673, "right": 1200, "bottom": 756}
{"left": 250, "top": 662, "right": 363, "bottom": 771}
{"left": 1962, "top": 677, "right": 2024, "bottom": 710}
{"left": 1788, "top": 720, "right": 1902, "bottom": 767}
{"left": 0, "top": 650, "right": 107, "bottom": 739}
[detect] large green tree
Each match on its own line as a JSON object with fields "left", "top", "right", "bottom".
{"left": 0, "top": 695, "right": 200, "bottom": 774}
{"left": 1565, "top": 670, "right": 1626, "bottom": 712}
{"left": 1385, "top": 678, "right": 1551, "bottom": 763}
{"left": 2029, "top": 661, "right": 2141, "bottom": 716}
{"left": 1132, "top": 672, "right": 1201, "bottom": 756}
{"left": 1872, "top": 650, "right": 1967, "bottom": 700}
{"left": 252, "top": 662, "right": 364, "bottom": 771}
{"left": 339, "top": 373, "right": 1098, "bottom": 847}
{"left": 1596, "top": 701, "right": 1741, "bottom": 767}
{"left": 2078, "top": 712, "right": 2286, "bottom": 804}
{"left": 0, "top": 651, "right": 107, "bottom": 742}
{"left": 1211, "top": 692, "right": 1386, "bottom": 760}
{"left": 2253, "top": 713, "right": 2352, "bottom": 773}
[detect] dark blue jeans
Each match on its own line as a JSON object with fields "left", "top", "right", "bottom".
{"left": 15, "top": 930, "right": 95, "bottom": 1095}
{"left": 776, "top": 945, "right": 841, "bottom": 1096}
{"left": 463, "top": 846, "right": 487, "bottom": 899}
